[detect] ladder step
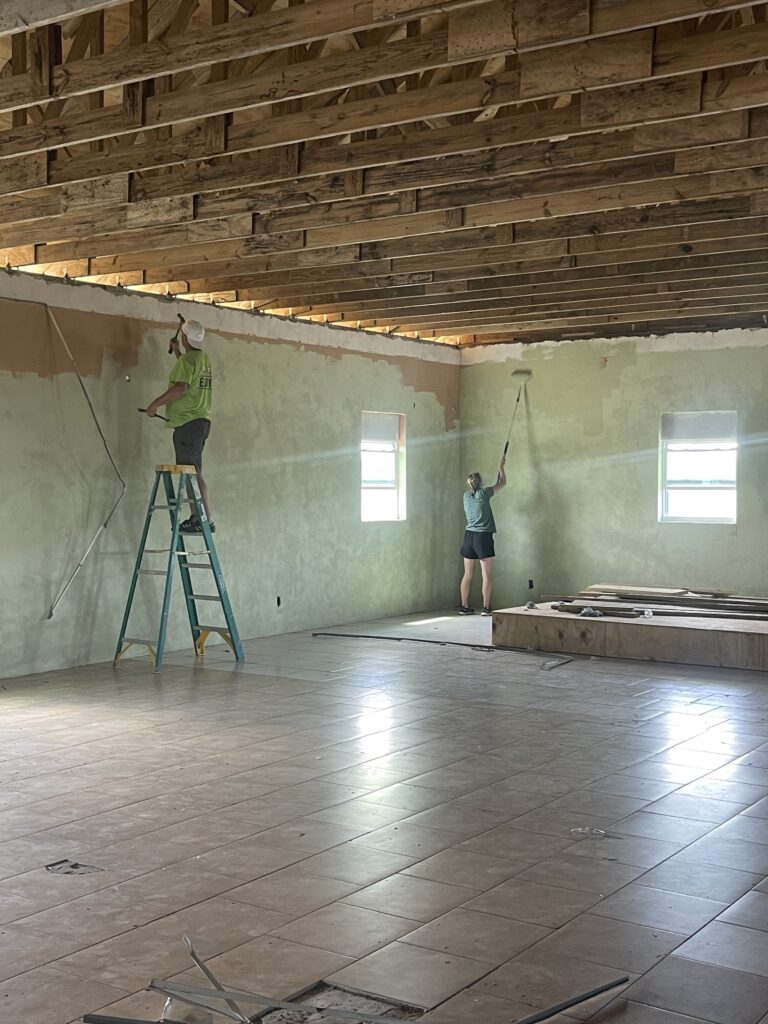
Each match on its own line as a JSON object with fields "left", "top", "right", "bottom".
{"left": 115, "top": 469, "right": 242, "bottom": 672}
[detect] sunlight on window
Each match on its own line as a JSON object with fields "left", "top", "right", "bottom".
{"left": 660, "top": 412, "right": 737, "bottom": 524}
{"left": 361, "top": 412, "right": 406, "bottom": 522}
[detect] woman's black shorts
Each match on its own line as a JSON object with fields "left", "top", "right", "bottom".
{"left": 460, "top": 530, "right": 496, "bottom": 560}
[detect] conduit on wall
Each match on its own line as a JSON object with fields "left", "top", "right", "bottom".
{"left": 46, "top": 306, "right": 127, "bottom": 619}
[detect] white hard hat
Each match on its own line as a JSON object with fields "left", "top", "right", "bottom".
{"left": 183, "top": 320, "right": 205, "bottom": 346}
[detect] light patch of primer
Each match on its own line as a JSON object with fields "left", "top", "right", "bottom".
{"left": 460, "top": 327, "right": 768, "bottom": 365}
{"left": 632, "top": 327, "right": 768, "bottom": 355}
{"left": 0, "top": 270, "right": 459, "bottom": 367}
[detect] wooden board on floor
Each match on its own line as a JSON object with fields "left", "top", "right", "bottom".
{"left": 585, "top": 583, "right": 694, "bottom": 597}
{"left": 555, "top": 600, "right": 768, "bottom": 622}
{"left": 493, "top": 605, "right": 768, "bottom": 671}
{"left": 580, "top": 586, "right": 768, "bottom": 613}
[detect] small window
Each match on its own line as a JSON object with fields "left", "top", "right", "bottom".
{"left": 361, "top": 412, "right": 406, "bottom": 522}
{"left": 659, "top": 411, "right": 737, "bottom": 524}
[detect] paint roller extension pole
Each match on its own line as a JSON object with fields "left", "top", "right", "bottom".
{"left": 499, "top": 369, "right": 532, "bottom": 483}
{"left": 511, "top": 975, "right": 630, "bottom": 1024}
{"left": 503, "top": 369, "right": 533, "bottom": 453}
{"left": 47, "top": 307, "right": 127, "bottom": 619}
{"left": 503, "top": 386, "right": 523, "bottom": 456}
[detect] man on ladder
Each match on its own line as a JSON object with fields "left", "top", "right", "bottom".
{"left": 145, "top": 319, "right": 214, "bottom": 534}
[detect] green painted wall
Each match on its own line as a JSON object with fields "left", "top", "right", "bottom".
{"left": 0, "top": 279, "right": 461, "bottom": 679}
{"left": 460, "top": 333, "right": 768, "bottom": 610}
{"left": 7, "top": 271, "right": 767, "bottom": 680}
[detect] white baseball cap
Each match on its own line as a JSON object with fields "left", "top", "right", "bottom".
{"left": 183, "top": 320, "right": 205, "bottom": 346}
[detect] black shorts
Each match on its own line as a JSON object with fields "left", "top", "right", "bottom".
{"left": 460, "top": 530, "right": 495, "bottom": 560}
{"left": 173, "top": 418, "right": 210, "bottom": 473}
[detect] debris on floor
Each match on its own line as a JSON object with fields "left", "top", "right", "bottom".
{"left": 146, "top": 938, "right": 423, "bottom": 1024}
{"left": 539, "top": 656, "right": 573, "bottom": 670}
{"left": 45, "top": 858, "right": 103, "bottom": 874}
{"left": 162, "top": 1002, "right": 213, "bottom": 1024}
{"left": 259, "top": 985, "right": 422, "bottom": 1022}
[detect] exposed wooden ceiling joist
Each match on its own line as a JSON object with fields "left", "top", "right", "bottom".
{"left": 3, "top": 0, "right": 768, "bottom": 345}
{"left": 0, "top": 1, "right": 124, "bottom": 37}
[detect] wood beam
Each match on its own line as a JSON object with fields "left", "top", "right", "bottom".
{"left": 307, "top": 279, "right": 768, "bottom": 319}
{"left": 65, "top": 157, "right": 768, "bottom": 278}
{"left": 0, "top": 0, "right": 762, "bottom": 108}
{"left": 0, "top": 53, "right": 757, "bottom": 205}
{"left": 269, "top": 275, "right": 768, "bottom": 320}
{"left": 30, "top": 0, "right": 489, "bottom": 102}
{"left": 120, "top": 193, "right": 757, "bottom": 288}
{"left": 178, "top": 218, "right": 768, "bottom": 303}
{"left": 7, "top": 119, "right": 768, "bottom": 270}
{"left": 0, "top": 1, "right": 124, "bottom": 37}
{"left": 0, "top": 68, "right": 755, "bottom": 236}
{"left": 388, "top": 299, "right": 768, "bottom": 336}
{"left": 0, "top": 4, "right": 767, "bottom": 163}
{"left": 465, "top": 311, "right": 768, "bottom": 344}
{"left": 202, "top": 247, "right": 768, "bottom": 303}
{"left": 5, "top": 0, "right": 768, "bottom": 345}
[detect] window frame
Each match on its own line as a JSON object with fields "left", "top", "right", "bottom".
{"left": 360, "top": 412, "right": 407, "bottom": 523}
{"left": 658, "top": 421, "right": 737, "bottom": 526}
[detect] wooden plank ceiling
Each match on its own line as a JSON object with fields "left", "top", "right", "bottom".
{"left": 3, "top": 0, "right": 768, "bottom": 346}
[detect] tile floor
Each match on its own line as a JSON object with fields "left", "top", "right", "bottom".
{"left": 2, "top": 615, "right": 768, "bottom": 1023}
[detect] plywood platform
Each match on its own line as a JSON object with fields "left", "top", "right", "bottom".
{"left": 493, "top": 605, "right": 768, "bottom": 672}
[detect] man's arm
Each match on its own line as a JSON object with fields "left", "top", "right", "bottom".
{"left": 493, "top": 456, "right": 507, "bottom": 494}
{"left": 145, "top": 381, "right": 187, "bottom": 417}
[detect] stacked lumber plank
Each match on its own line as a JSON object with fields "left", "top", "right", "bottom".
{"left": 564, "top": 584, "right": 768, "bottom": 621}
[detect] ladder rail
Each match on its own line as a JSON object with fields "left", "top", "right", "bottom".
{"left": 115, "top": 465, "right": 244, "bottom": 671}
{"left": 176, "top": 543, "right": 203, "bottom": 655}
{"left": 114, "top": 472, "right": 162, "bottom": 667}
{"left": 154, "top": 472, "right": 185, "bottom": 671}
{"left": 191, "top": 474, "right": 244, "bottom": 661}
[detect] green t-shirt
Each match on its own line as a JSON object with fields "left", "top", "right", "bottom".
{"left": 464, "top": 485, "right": 496, "bottom": 533}
{"left": 166, "top": 350, "right": 212, "bottom": 428}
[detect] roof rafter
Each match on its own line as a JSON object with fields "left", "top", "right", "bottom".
{"left": 5, "top": 0, "right": 768, "bottom": 345}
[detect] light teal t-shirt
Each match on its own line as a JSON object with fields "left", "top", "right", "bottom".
{"left": 464, "top": 486, "right": 496, "bottom": 533}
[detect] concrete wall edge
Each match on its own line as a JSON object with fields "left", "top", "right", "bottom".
{"left": 0, "top": 270, "right": 460, "bottom": 367}
{"left": 459, "top": 327, "right": 768, "bottom": 365}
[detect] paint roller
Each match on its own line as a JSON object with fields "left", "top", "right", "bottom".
{"left": 502, "top": 369, "right": 533, "bottom": 456}
{"left": 496, "top": 369, "right": 532, "bottom": 483}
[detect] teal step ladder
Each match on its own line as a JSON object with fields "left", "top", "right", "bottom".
{"left": 114, "top": 464, "right": 244, "bottom": 671}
